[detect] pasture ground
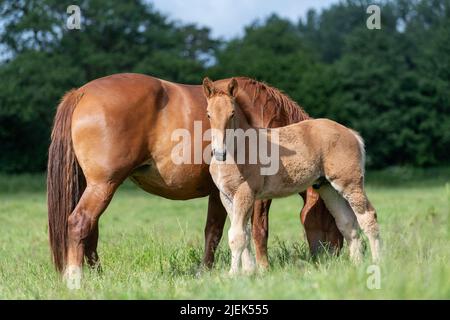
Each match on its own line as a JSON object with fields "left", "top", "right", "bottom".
{"left": 0, "top": 167, "right": 449, "bottom": 299}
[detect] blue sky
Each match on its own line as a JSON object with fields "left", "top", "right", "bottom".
{"left": 150, "top": 0, "right": 339, "bottom": 38}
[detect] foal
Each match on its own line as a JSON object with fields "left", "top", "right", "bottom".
{"left": 203, "top": 78, "right": 381, "bottom": 275}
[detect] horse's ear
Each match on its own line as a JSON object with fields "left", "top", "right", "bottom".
{"left": 228, "top": 78, "right": 238, "bottom": 98}
{"left": 203, "top": 77, "right": 215, "bottom": 98}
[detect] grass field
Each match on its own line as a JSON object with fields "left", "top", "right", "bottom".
{"left": 0, "top": 167, "right": 449, "bottom": 299}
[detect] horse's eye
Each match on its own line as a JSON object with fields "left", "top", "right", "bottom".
{"left": 231, "top": 111, "right": 235, "bottom": 117}
{"left": 207, "top": 113, "right": 210, "bottom": 119}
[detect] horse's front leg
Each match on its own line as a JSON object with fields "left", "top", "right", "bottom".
{"left": 300, "top": 188, "right": 343, "bottom": 255}
{"left": 228, "top": 186, "right": 255, "bottom": 276}
{"left": 251, "top": 199, "right": 271, "bottom": 270}
{"left": 203, "top": 190, "right": 227, "bottom": 269}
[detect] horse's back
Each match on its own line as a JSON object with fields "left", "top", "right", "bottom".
{"left": 265, "top": 118, "right": 364, "bottom": 194}
{"left": 307, "top": 118, "right": 363, "bottom": 157}
{"left": 300, "top": 118, "right": 365, "bottom": 181}
{"left": 280, "top": 118, "right": 361, "bottom": 151}
{"left": 70, "top": 73, "right": 213, "bottom": 198}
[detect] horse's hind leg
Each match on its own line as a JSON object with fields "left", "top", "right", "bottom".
{"left": 342, "top": 185, "right": 381, "bottom": 263}
{"left": 318, "top": 185, "right": 363, "bottom": 263}
{"left": 84, "top": 221, "right": 100, "bottom": 271}
{"left": 64, "top": 181, "right": 118, "bottom": 289}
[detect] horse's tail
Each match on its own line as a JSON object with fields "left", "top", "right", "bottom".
{"left": 47, "top": 89, "right": 86, "bottom": 273}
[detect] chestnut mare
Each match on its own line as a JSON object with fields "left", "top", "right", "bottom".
{"left": 47, "top": 73, "right": 342, "bottom": 287}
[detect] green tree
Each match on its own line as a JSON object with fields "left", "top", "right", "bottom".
{"left": 0, "top": 0, "right": 217, "bottom": 172}
{"left": 0, "top": 0, "right": 449, "bottom": 172}
{"left": 210, "top": 14, "right": 318, "bottom": 103}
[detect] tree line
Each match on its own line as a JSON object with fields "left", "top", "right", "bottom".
{"left": 0, "top": 0, "right": 449, "bottom": 172}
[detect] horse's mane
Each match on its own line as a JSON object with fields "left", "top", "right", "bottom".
{"left": 236, "top": 77, "right": 310, "bottom": 126}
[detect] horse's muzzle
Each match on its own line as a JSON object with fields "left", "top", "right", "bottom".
{"left": 213, "top": 150, "right": 226, "bottom": 161}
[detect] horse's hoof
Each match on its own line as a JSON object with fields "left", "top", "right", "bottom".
{"left": 88, "top": 262, "right": 102, "bottom": 274}
{"left": 63, "top": 265, "right": 82, "bottom": 290}
{"left": 243, "top": 268, "right": 256, "bottom": 276}
{"left": 257, "top": 264, "right": 269, "bottom": 274}
{"left": 242, "top": 262, "right": 257, "bottom": 275}
{"left": 195, "top": 265, "right": 209, "bottom": 278}
{"left": 228, "top": 269, "right": 239, "bottom": 277}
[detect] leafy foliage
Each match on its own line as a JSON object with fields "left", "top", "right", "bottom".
{"left": 0, "top": 0, "right": 449, "bottom": 172}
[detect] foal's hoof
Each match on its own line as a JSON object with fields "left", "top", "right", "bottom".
{"left": 228, "top": 269, "right": 239, "bottom": 277}
{"left": 372, "top": 254, "right": 381, "bottom": 265}
{"left": 350, "top": 255, "right": 363, "bottom": 265}
{"left": 63, "top": 265, "right": 82, "bottom": 290}
{"left": 242, "top": 260, "right": 256, "bottom": 275}
{"left": 242, "top": 263, "right": 257, "bottom": 275}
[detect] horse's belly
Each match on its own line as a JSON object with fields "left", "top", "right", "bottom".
{"left": 130, "top": 160, "right": 212, "bottom": 200}
{"left": 258, "top": 180, "right": 312, "bottom": 199}
{"left": 258, "top": 159, "right": 321, "bottom": 199}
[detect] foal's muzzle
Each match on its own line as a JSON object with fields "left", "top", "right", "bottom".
{"left": 213, "top": 150, "right": 226, "bottom": 161}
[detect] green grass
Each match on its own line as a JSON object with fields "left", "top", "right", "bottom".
{"left": 0, "top": 167, "right": 449, "bottom": 299}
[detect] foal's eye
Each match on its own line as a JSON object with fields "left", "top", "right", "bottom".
{"left": 207, "top": 113, "right": 211, "bottom": 119}
{"left": 231, "top": 111, "right": 235, "bottom": 117}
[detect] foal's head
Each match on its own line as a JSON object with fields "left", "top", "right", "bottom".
{"left": 203, "top": 77, "right": 239, "bottom": 161}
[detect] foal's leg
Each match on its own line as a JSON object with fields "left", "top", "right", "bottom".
{"left": 64, "top": 181, "right": 117, "bottom": 289}
{"left": 251, "top": 199, "right": 271, "bottom": 270}
{"left": 228, "top": 186, "right": 255, "bottom": 275}
{"left": 220, "top": 192, "right": 256, "bottom": 274}
{"left": 300, "top": 189, "right": 343, "bottom": 255}
{"left": 203, "top": 191, "right": 227, "bottom": 269}
{"left": 241, "top": 219, "right": 256, "bottom": 273}
{"left": 318, "top": 185, "right": 363, "bottom": 263}
{"left": 342, "top": 185, "right": 381, "bottom": 263}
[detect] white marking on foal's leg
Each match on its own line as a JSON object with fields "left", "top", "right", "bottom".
{"left": 228, "top": 226, "right": 246, "bottom": 275}
{"left": 318, "top": 184, "right": 363, "bottom": 264}
{"left": 241, "top": 222, "right": 256, "bottom": 274}
{"left": 64, "top": 265, "right": 82, "bottom": 290}
{"left": 241, "top": 249, "right": 256, "bottom": 273}
{"left": 328, "top": 179, "right": 344, "bottom": 194}
{"left": 349, "top": 237, "right": 363, "bottom": 264}
{"left": 344, "top": 191, "right": 381, "bottom": 264}
{"left": 226, "top": 185, "right": 254, "bottom": 276}
{"left": 358, "top": 212, "right": 381, "bottom": 263}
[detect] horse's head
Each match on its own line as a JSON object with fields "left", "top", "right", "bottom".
{"left": 203, "top": 77, "right": 238, "bottom": 161}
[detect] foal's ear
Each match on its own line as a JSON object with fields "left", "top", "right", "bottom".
{"left": 228, "top": 78, "right": 238, "bottom": 98}
{"left": 203, "top": 77, "right": 215, "bottom": 99}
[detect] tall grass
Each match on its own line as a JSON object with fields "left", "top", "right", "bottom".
{"left": 0, "top": 167, "right": 449, "bottom": 299}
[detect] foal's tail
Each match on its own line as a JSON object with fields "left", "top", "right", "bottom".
{"left": 350, "top": 129, "right": 366, "bottom": 174}
{"left": 47, "top": 89, "right": 86, "bottom": 273}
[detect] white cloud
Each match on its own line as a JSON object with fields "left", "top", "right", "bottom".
{"left": 150, "top": 0, "right": 339, "bottom": 38}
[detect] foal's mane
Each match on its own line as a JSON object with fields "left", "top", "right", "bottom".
{"left": 236, "top": 77, "right": 310, "bottom": 126}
